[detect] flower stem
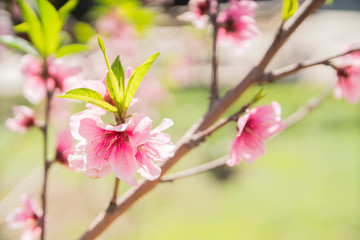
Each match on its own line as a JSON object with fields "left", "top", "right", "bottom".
{"left": 108, "top": 178, "right": 120, "bottom": 213}
{"left": 209, "top": 0, "right": 220, "bottom": 107}
{"left": 40, "top": 60, "right": 53, "bottom": 240}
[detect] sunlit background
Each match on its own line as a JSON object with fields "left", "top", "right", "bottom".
{"left": 0, "top": 0, "right": 359, "bottom": 239}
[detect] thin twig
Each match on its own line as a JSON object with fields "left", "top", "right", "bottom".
{"left": 283, "top": 87, "right": 331, "bottom": 128}
{"left": 266, "top": 46, "right": 360, "bottom": 82}
{"left": 108, "top": 178, "right": 120, "bottom": 212}
{"left": 160, "top": 156, "right": 228, "bottom": 182}
{"left": 40, "top": 60, "right": 53, "bottom": 240}
{"left": 160, "top": 87, "right": 331, "bottom": 183}
{"left": 78, "top": 1, "right": 325, "bottom": 239}
{"left": 209, "top": 0, "right": 220, "bottom": 107}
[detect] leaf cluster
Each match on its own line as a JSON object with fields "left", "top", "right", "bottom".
{"left": 59, "top": 37, "right": 160, "bottom": 121}
{"left": 0, "top": 0, "right": 89, "bottom": 58}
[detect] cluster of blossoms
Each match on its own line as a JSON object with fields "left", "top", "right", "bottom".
{"left": 333, "top": 50, "right": 360, "bottom": 104}
{"left": 180, "top": 0, "right": 259, "bottom": 48}
{"left": 5, "top": 55, "right": 81, "bottom": 135}
{"left": 6, "top": 195, "right": 42, "bottom": 240}
{"left": 21, "top": 55, "right": 80, "bottom": 104}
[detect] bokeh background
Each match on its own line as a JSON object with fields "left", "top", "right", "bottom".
{"left": 0, "top": 0, "right": 359, "bottom": 239}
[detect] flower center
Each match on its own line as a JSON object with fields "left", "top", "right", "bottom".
{"left": 197, "top": 0, "right": 210, "bottom": 15}
{"left": 224, "top": 17, "right": 237, "bottom": 33}
{"left": 96, "top": 130, "right": 129, "bottom": 160}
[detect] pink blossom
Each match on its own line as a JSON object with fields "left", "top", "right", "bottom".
{"left": 69, "top": 110, "right": 153, "bottom": 185}
{"left": 178, "top": 0, "right": 216, "bottom": 29}
{"left": 227, "top": 101, "right": 284, "bottom": 166}
{"left": 5, "top": 106, "right": 36, "bottom": 134}
{"left": 6, "top": 194, "right": 42, "bottom": 240}
{"left": 55, "top": 130, "right": 73, "bottom": 167}
{"left": 333, "top": 51, "right": 360, "bottom": 104}
{"left": 21, "top": 55, "right": 81, "bottom": 104}
{"left": 217, "top": 0, "right": 259, "bottom": 48}
{"left": 69, "top": 110, "right": 174, "bottom": 185}
{"left": 136, "top": 118, "right": 175, "bottom": 180}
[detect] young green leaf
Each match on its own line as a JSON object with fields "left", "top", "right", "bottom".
{"left": 56, "top": 44, "right": 89, "bottom": 58}
{"left": 98, "top": 36, "right": 122, "bottom": 111}
{"left": 13, "top": 22, "right": 29, "bottom": 33}
{"left": 17, "top": 0, "right": 45, "bottom": 55}
{"left": 36, "top": 0, "right": 61, "bottom": 55}
{"left": 105, "top": 55, "right": 125, "bottom": 105}
{"left": 73, "top": 22, "right": 96, "bottom": 43}
{"left": 58, "top": 0, "right": 79, "bottom": 25}
{"left": 325, "top": 0, "right": 333, "bottom": 5}
{"left": 0, "top": 35, "right": 38, "bottom": 55}
{"left": 58, "top": 88, "right": 118, "bottom": 115}
{"left": 282, "top": 0, "right": 298, "bottom": 21}
{"left": 111, "top": 55, "right": 125, "bottom": 92}
{"left": 123, "top": 52, "right": 160, "bottom": 111}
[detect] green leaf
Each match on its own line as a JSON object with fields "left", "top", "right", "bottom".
{"left": 325, "top": 0, "right": 333, "bottom": 5}
{"left": 0, "top": 35, "right": 38, "bottom": 55}
{"left": 73, "top": 21, "right": 96, "bottom": 43}
{"left": 105, "top": 56, "right": 125, "bottom": 107}
{"left": 251, "top": 88, "right": 266, "bottom": 103}
{"left": 13, "top": 22, "right": 29, "bottom": 33}
{"left": 111, "top": 55, "right": 125, "bottom": 92}
{"left": 58, "top": 88, "right": 118, "bottom": 114}
{"left": 36, "top": 0, "right": 61, "bottom": 55}
{"left": 56, "top": 44, "right": 89, "bottom": 58}
{"left": 123, "top": 52, "right": 160, "bottom": 111}
{"left": 98, "top": 36, "right": 122, "bottom": 112}
{"left": 282, "top": 0, "right": 298, "bottom": 21}
{"left": 58, "top": 0, "right": 78, "bottom": 25}
{"left": 17, "top": 0, "right": 45, "bottom": 55}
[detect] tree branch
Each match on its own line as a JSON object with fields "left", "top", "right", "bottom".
{"left": 40, "top": 60, "right": 54, "bottom": 240}
{"left": 265, "top": 46, "right": 360, "bottom": 82}
{"left": 283, "top": 87, "right": 331, "bottom": 128}
{"left": 209, "top": 0, "right": 220, "bottom": 107}
{"left": 160, "top": 87, "right": 331, "bottom": 183}
{"left": 194, "top": 0, "right": 325, "bottom": 133}
{"left": 108, "top": 178, "right": 120, "bottom": 212}
{"left": 160, "top": 156, "right": 228, "bottom": 183}
{"left": 78, "top": 1, "right": 325, "bottom": 239}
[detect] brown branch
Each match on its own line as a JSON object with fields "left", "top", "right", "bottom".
{"left": 77, "top": 1, "right": 325, "bottom": 239}
{"left": 40, "top": 60, "right": 54, "bottom": 240}
{"left": 160, "top": 156, "right": 228, "bottom": 183}
{"left": 160, "top": 87, "right": 331, "bottom": 183}
{"left": 283, "top": 87, "right": 331, "bottom": 128}
{"left": 209, "top": 0, "right": 220, "bottom": 107}
{"left": 266, "top": 46, "right": 360, "bottom": 81}
{"left": 194, "top": 0, "right": 325, "bottom": 133}
{"left": 108, "top": 178, "right": 120, "bottom": 212}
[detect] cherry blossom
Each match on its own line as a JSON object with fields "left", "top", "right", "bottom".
{"left": 5, "top": 106, "right": 36, "bottom": 134}
{"left": 69, "top": 110, "right": 173, "bottom": 185}
{"left": 333, "top": 51, "right": 360, "bottom": 104}
{"left": 136, "top": 118, "right": 175, "bottom": 180}
{"left": 227, "top": 101, "right": 284, "bottom": 166}
{"left": 178, "top": 0, "right": 216, "bottom": 29}
{"left": 55, "top": 130, "right": 73, "bottom": 167}
{"left": 21, "top": 55, "right": 81, "bottom": 104}
{"left": 217, "top": 0, "right": 259, "bottom": 48}
{"left": 6, "top": 194, "right": 42, "bottom": 240}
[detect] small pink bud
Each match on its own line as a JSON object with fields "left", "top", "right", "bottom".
{"left": 5, "top": 106, "right": 36, "bottom": 134}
